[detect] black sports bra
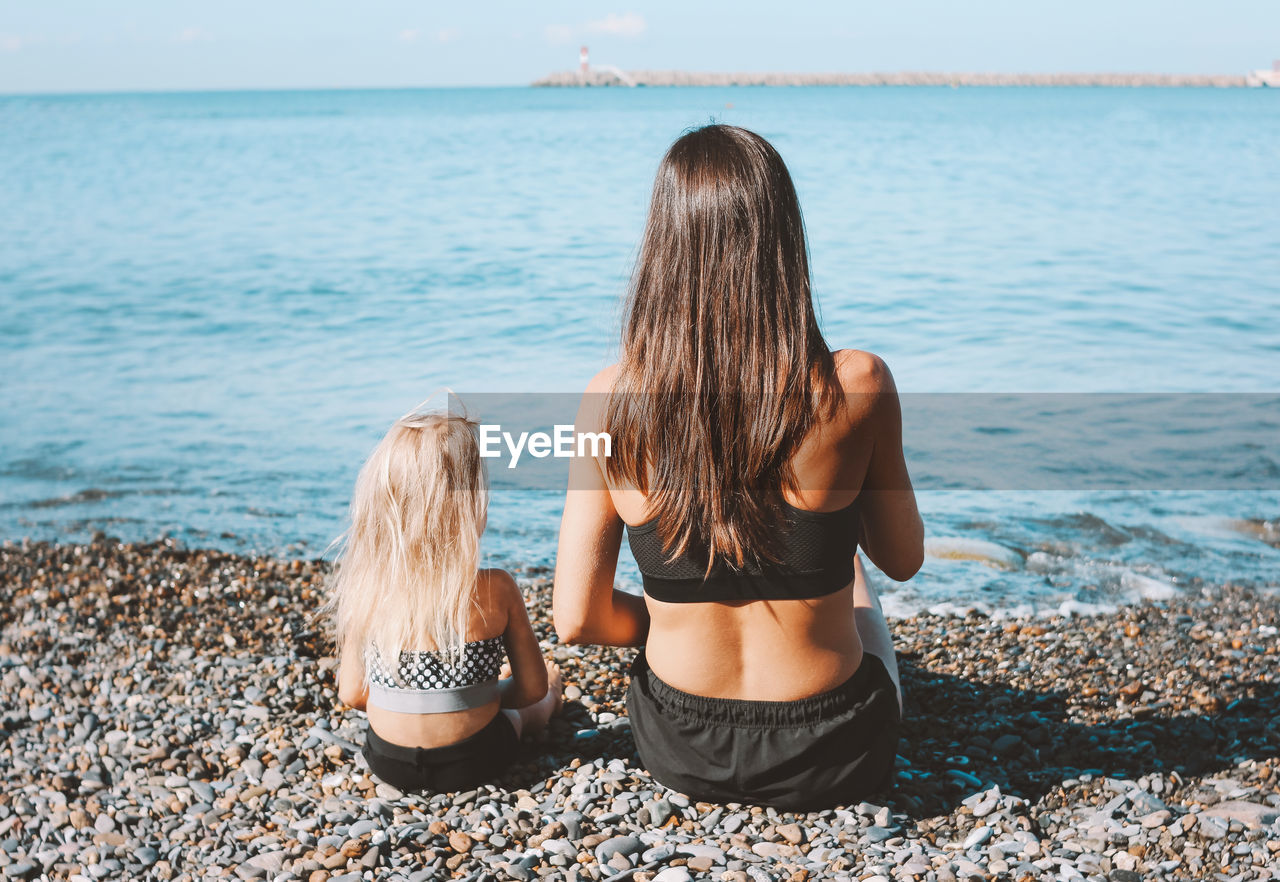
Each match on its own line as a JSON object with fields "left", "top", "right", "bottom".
{"left": 625, "top": 497, "right": 859, "bottom": 603}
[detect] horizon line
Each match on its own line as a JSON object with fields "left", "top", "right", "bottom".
{"left": 4, "top": 66, "right": 1276, "bottom": 98}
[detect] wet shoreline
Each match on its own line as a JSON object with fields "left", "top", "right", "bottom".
{"left": 1, "top": 537, "right": 1276, "bottom": 880}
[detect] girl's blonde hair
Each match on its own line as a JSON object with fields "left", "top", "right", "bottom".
{"left": 326, "top": 407, "right": 489, "bottom": 675}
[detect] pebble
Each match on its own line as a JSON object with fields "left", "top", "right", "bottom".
{"left": 776, "top": 822, "right": 804, "bottom": 844}
{"left": 865, "top": 826, "right": 894, "bottom": 843}
{"left": 652, "top": 870, "right": 692, "bottom": 882}
{"left": 962, "top": 826, "right": 993, "bottom": 850}
{"left": 1198, "top": 814, "right": 1231, "bottom": 839}
{"left": 595, "top": 834, "right": 644, "bottom": 865}
{"left": 1201, "top": 800, "right": 1280, "bottom": 829}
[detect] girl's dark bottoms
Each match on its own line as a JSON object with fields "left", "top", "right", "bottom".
{"left": 362, "top": 712, "right": 518, "bottom": 794}
{"left": 627, "top": 649, "right": 901, "bottom": 811}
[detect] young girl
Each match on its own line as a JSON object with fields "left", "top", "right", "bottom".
{"left": 327, "top": 408, "right": 562, "bottom": 793}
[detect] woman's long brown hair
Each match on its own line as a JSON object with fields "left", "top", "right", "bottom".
{"left": 605, "top": 124, "right": 838, "bottom": 570}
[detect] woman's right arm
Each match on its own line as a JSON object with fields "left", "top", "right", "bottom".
{"left": 552, "top": 368, "right": 650, "bottom": 647}
{"left": 851, "top": 353, "right": 925, "bottom": 582}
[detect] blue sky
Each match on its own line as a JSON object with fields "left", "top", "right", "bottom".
{"left": 2, "top": 1, "right": 1278, "bottom": 93}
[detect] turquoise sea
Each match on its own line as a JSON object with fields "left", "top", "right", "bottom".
{"left": 1, "top": 86, "right": 1277, "bottom": 614}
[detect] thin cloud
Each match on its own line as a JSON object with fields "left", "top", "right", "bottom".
{"left": 436, "top": 28, "right": 462, "bottom": 44}
{"left": 544, "top": 24, "right": 574, "bottom": 46}
{"left": 0, "top": 34, "right": 23, "bottom": 52}
{"left": 175, "top": 27, "right": 211, "bottom": 44}
{"left": 398, "top": 29, "right": 421, "bottom": 43}
{"left": 586, "top": 12, "right": 647, "bottom": 38}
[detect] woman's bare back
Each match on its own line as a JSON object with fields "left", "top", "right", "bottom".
{"left": 604, "top": 349, "right": 912, "bottom": 700}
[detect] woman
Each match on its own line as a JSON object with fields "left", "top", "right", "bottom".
{"left": 553, "top": 124, "right": 923, "bottom": 811}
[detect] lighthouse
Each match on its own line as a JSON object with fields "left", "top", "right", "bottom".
{"left": 580, "top": 46, "right": 589, "bottom": 76}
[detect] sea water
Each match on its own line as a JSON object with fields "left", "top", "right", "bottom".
{"left": 2, "top": 86, "right": 1277, "bottom": 614}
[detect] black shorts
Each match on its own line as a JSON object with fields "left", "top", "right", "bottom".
{"left": 361, "top": 712, "right": 519, "bottom": 794}
{"left": 627, "top": 650, "right": 900, "bottom": 811}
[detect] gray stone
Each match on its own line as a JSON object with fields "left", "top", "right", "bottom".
{"left": 1128, "top": 789, "right": 1168, "bottom": 816}
{"left": 643, "top": 798, "right": 673, "bottom": 827}
{"left": 865, "top": 826, "right": 894, "bottom": 843}
{"left": 1197, "top": 813, "right": 1230, "bottom": 839}
{"left": 972, "top": 797, "right": 998, "bottom": 818}
{"left": 992, "top": 734, "right": 1021, "bottom": 753}
{"left": 595, "top": 834, "right": 643, "bottom": 866}
{"left": 641, "top": 844, "right": 675, "bottom": 862}
{"left": 962, "top": 826, "right": 993, "bottom": 850}
{"left": 1201, "top": 801, "right": 1280, "bottom": 829}
{"left": 1140, "top": 810, "right": 1172, "bottom": 828}
{"left": 678, "top": 844, "right": 725, "bottom": 862}
{"left": 348, "top": 819, "right": 378, "bottom": 838}
{"left": 245, "top": 852, "right": 285, "bottom": 873}
{"left": 543, "top": 838, "right": 577, "bottom": 857}
{"left": 560, "top": 812, "right": 583, "bottom": 841}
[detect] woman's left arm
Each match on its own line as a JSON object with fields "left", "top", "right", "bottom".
{"left": 552, "top": 373, "right": 650, "bottom": 647}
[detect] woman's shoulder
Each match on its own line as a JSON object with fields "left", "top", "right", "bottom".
{"left": 575, "top": 364, "right": 622, "bottom": 433}
{"left": 826, "top": 349, "right": 900, "bottom": 433}
{"left": 584, "top": 363, "right": 621, "bottom": 394}
{"left": 831, "top": 348, "right": 896, "bottom": 395}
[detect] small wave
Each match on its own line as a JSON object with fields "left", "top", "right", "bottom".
{"left": 1226, "top": 518, "right": 1280, "bottom": 548}
{"left": 20, "top": 486, "right": 185, "bottom": 510}
{"left": 27, "top": 487, "right": 122, "bottom": 509}
{"left": 924, "top": 537, "right": 1024, "bottom": 570}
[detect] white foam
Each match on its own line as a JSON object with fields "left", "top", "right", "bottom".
{"left": 1057, "top": 598, "right": 1119, "bottom": 617}
{"left": 1119, "top": 570, "right": 1178, "bottom": 601}
{"left": 925, "top": 600, "right": 989, "bottom": 617}
{"left": 1024, "top": 551, "right": 1059, "bottom": 573}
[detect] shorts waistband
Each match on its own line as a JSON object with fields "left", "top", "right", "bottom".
{"left": 365, "top": 712, "right": 508, "bottom": 767}
{"left": 630, "top": 649, "right": 891, "bottom": 729}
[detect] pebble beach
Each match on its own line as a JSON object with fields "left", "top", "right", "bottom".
{"left": 2, "top": 537, "right": 1277, "bottom": 882}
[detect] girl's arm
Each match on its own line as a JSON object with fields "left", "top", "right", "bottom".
{"left": 336, "top": 638, "right": 369, "bottom": 711}
{"left": 854, "top": 355, "right": 925, "bottom": 582}
{"left": 496, "top": 571, "right": 551, "bottom": 708}
{"left": 552, "top": 371, "right": 650, "bottom": 647}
